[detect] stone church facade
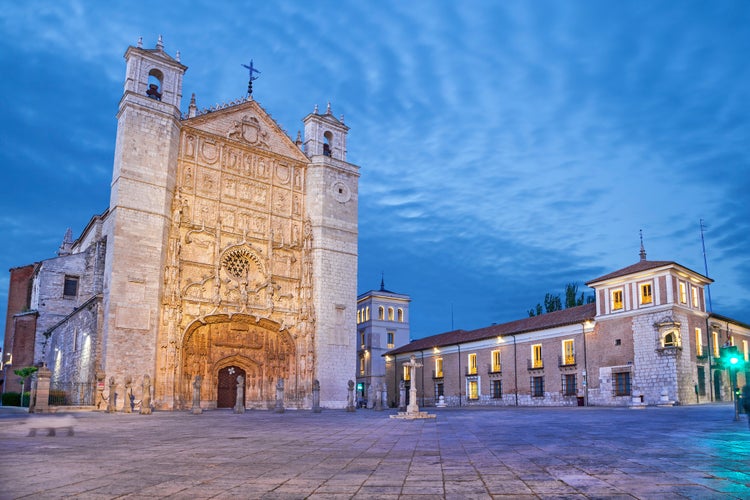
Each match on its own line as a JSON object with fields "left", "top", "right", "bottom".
{"left": 3, "top": 38, "right": 359, "bottom": 410}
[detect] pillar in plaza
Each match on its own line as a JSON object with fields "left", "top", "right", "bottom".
{"left": 31, "top": 365, "right": 52, "bottom": 414}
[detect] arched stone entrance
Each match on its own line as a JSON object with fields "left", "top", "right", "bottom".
{"left": 217, "top": 365, "right": 245, "bottom": 408}
{"left": 180, "top": 314, "right": 297, "bottom": 409}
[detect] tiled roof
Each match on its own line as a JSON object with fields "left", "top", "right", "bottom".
{"left": 586, "top": 259, "right": 711, "bottom": 285}
{"left": 386, "top": 303, "right": 596, "bottom": 356}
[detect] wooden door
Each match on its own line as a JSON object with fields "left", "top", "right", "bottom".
{"left": 217, "top": 366, "right": 246, "bottom": 408}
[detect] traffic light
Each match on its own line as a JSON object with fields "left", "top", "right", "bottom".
{"left": 720, "top": 345, "right": 744, "bottom": 369}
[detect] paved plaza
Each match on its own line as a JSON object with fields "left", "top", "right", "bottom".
{"left": 0, "top": 404, "right": 748, "bottom": 499}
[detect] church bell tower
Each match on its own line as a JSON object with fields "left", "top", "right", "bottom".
{"left": 101, "top": 36, "right": 187, "bottom": 401}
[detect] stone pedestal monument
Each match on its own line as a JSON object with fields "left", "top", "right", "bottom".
{"left": 346, "top": 380, "right": 356, "bottom": 412}
{"left": 274, "top": 378, "right": 285, "bottom": 414}
{"left": 233, "top": 375, "right": 245, "bottom": 414}
{"left": 140, "top": 375, "right": 152, "bottom": 415}
{"left": 312, "top": 379, "right": 321, "bottom": 413}
{"left": 391, "top": 355, "right": 435, "bottom": 420}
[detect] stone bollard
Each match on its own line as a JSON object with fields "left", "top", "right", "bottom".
{"left": 122, "top": 376, "right": 132, "bottom": 413}
{"left": 274, "top": 378, "right": 285, "bottom": 413}
{"left": 32, "top": 365, "right": 52, "bottom": 413}
{"left": 346, "top": 380, "right": 356, "bottom": 412}
{"left": 233, "top": 375, "right": 245, "bottom": 414}
{"left": 140, "top": 374, "right": 152, "bottom": 415}
{"left": 191, "top": 375, "right": 203, "bottom": 415}
{"left": 312, "top": 379, "right": 321, "bottom": 413}
{"left": 374, "top": 383, "right": 383, "bottom": 411}
{"left": 107, "top": 377, "right": 117, "bottom": 413}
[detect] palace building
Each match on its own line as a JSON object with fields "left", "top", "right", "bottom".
{"left": 385, "top": 249, "right": 750, "bottom": 408}
{"left": 2, "top": 37, "right": 359, "bottom": 410}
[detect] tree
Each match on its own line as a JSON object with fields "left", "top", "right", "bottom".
{"left": 14, "top": 366, "right": 38, "bottom": 407}
{"left": 528, "top": 283, "right": 593, "bottom": 317}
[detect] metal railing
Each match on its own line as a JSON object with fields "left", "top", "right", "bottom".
{"left": 487, "top": 363, "right": 502, "bottom": 374}
{"left": 559, "top": 355, "right": 576, "bottom": 367}
{"left": 49, "top": 382, "right": 96, "bottom": 406}
{"left": 527, "top": 359, "right": 544, "bottom": 370}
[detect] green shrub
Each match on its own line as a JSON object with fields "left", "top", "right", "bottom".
{"left": 2, "top": 392, "right": 21, "bottom": 406}
{"left": 22, "top": 392, "right": 30, "bottom": 407}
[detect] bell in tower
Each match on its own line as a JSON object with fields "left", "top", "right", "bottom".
{"left": 302, "top": 102, "right": 349, "bottom": 161}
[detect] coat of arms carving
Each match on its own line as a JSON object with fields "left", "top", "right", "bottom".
{"left": 228, "top": 115, "right": 270, "bottom": 149}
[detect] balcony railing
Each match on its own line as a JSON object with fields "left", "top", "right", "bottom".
{"left": 432, "top": 370, "right": 444, "bottom": 379}
{"left": 559, "top": 355, "right": 576, "bottom": 367}
{"left": 487, "top": 363, "right": 502, "bottom": 374}
{"left": 527, "top": 359, "right": 544, "bottom": 370}
{"left": 465, "top": 366, "right": 478, "bottom": 376}
{"left": 696, "top": 345, "right": 709, "bottom": 360}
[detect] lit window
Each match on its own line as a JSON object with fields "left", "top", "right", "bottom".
{"left": 403, "top": 365, "right": 410, "bottom": 381}
{"left": 365, "top": 307, "right": 370, "bottom": 321}
{"left": 679, "top": 282, "right": 687, "bottom": 304}
{"left": 695, "top": 328, "right": 703, "bottom": 356}
{"left": 356, "top": 310, "right": 360, "bottom": 324}
{"left": 397, "top": 308, "right": 404, "bottom": 322}
{"left": 692, "top": 287, "right": 699, "bottom": 308}
{"left": 640, "top": 282, "right": 653, "bottom": 305}
{"left": 388, "top": 307, "right": 395, "bottom": 321}
{"left": 562, "top": 374, "right": 577, "bottom": 396}
{"left": 491, "top": 350, "right": 501, "bottom": 373}
{"left": 614, "top": 372, "right": 631, "bottom": 396}
{"left": 468, "top": 380, "right": 479, "bottom": 400}
{"left": 360, "top": 331, "right": 365, "bottom": 348}
{"left": 532, "top": 344, "right": 543, "bottom": 369}
{"left": 491, "top": 380, "right": 502, "bottom": 398}
{"left": 611, "top": 289, "right": 623, "bottom": 311}
{"left": 435, "top": 358, "right": 443, "bottom": 378}
{"left": 531, "top": 376, "right": 544, "bottom": 397}
{"left": 662, "top": 331, "right": 679, "bottom": 348}
{"left": 63, "top": 276, "right": 79, "bottom": 298}
{"left": 744, "top": 340, "right": 749, "bottom": 362}
{"left": 359, "top": 356, "right": 365, "bottom": 375}
{"left": 387, "top": 331, "right": 394, "bottom": 349}
{"left": 378, "top": 306, "right": 384, "bottom": 320}
{"left": 562, "top": 339, "right": 575, "bottom": 365}
{"left": 468, "top": 353, "right": 477, "bottom": 375}
{"left": 712, "top": 331, "right": 720, "bottom": 358}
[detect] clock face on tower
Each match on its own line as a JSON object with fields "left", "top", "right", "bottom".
{"left": 331, "top": 180, "right": 352, "bottom": 203}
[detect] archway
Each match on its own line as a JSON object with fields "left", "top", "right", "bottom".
{"left": 180, "top": 314, "right": 297, "bottom": 408}
{"left": 217, "top": 365, "right": 245, "bottom": 408}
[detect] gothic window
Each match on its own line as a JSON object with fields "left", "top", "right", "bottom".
{"left": 63, "top": 276, "right": 79, "bottom": 298}
{"left": 662, "top": 330, "right": 681, "bottom": 348}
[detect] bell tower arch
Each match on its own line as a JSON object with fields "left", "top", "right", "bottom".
{"left": 101, "top": 36, "right": 188, "bottom": 406}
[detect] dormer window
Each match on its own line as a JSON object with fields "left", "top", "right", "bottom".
{"left": 611, "top": 289, "right": 624, "bottom": 311}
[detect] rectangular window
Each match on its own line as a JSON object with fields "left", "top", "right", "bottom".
{"left": 679, "top": 282, "right": 687, "bottom": 304}
{"left": 435, "top": 383, "right": 444, "bottom": 398}
{"left": 611, "top": 289, "right": 623, "bottom": 310}
{"left": 63, "top": 276, "right": 79, "bottom": 298}
{"left": 491, "top": 350, "right": 501, "bottom": 373}
{"left": 387, "top": 331, "right": 394, "bottom": 349}
{"left": 531, "top": 376, "right": 544, "bottom": 397}
{"left": 692, "top": 287, "right": 699, "bottom": 308}
{"left": 712, "top": 331, "right": 720, "bottom": 358}
{"left": 697, "top": 366, "right": 706, "bottom": 396}
{"left": 468, "top": 353, "right": 477, "bottom": 375}
{"left": 468, "top": 380, "right": 479, "bottom": 400}
{"left": 562, "top": 374, "right": 577, "bottom": 396}
{"left": 359, "top": 356, "right": 365, "bottom": 375}
{"left": 614, "top": 372, "right": 631, "bottom": 396}
{"left": 403, "top": 365, "right": 410, "bottom": 381}
{"left": 491, "top": 380, "right": 502, "bottom": 399}
{"left": 360, "top": 331, "right": 365, "bottom": 348}
{"left": 532, "top": 344, "right": 543, "bottom": 369}
{"left": 695, "top": 328, "right": 703, "bottom": 357}
{"left": 434, "top": 358, "right": 443, "bottom": 378}
{"left": 744, "top": 340, "right": 749, "bottom": 362}
{"left": 562, "top": 339, "right": 575, "bottom": 365}
{"left": 640, "top": 282, "right": 653, "bottom": 305}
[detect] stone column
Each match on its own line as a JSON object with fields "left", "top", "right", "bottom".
{"left": 140, "top": 374, "right": 152, "bottom": 415}
{"left": 312, "top": 379, "right": 321, "bottom": 413}
{"left": 346, "top": 380, "right": 356, "bottom": 412}
{"left": 274, "top": 377, "right": 285, "bottom": 414}
{"left": 191, "top": 375, "right": 202, "bottom": 415}
{"left": 233, "top": 375, "right": 245, "bottom": 414}
{"left": 31, "top": 365, "right": 51, "bottom": 414}
{"left": 107, "top": 377, "right": 117, "bottom": 413}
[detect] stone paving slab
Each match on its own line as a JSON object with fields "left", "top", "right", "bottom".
{"left": 0, "top": 404, "right": 748, "bottom": 499}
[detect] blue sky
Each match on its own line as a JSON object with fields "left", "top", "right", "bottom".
{"left": 1, "top": 1, "right": 748, "bottom": 342}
